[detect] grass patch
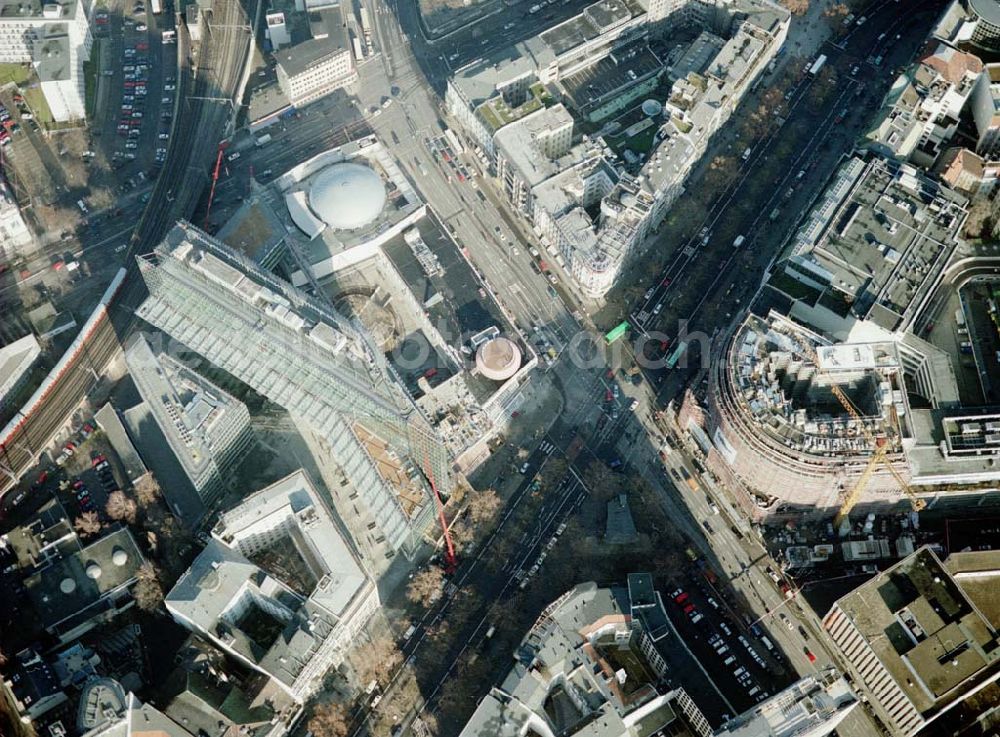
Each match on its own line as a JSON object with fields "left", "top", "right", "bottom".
{"left": 22, "top": 86, "right": 53, "bottom": 125}
{"left": 476, "top": 84, "right": 550, "bottom": 132}
{"left": 0, "top": 63, "right": 31, "bottom": 87}
{"left": 606, "top": 125, "right": 657, "bottom": 159}
{"left": 0, "top": 63, "right": 54, "bottom": 124}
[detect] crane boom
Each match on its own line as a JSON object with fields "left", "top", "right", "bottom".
{"left": 424, "top": 455, "right": 456, "bottom": 574}
{"left": 803, "top": 346, "right": 925, "bottom": 524}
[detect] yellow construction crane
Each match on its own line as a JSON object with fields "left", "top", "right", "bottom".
{"left": 800, "top": 346, "right": 926, "bottom": 527}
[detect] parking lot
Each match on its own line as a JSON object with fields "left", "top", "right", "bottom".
{"left": 98, "top": 0, "right": 177, "bottom": 192}
{"left": 662, "top": 561, "right": 797, "bottom": 720}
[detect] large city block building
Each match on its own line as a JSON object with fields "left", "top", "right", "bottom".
{"left": 166, "top": 470, "right": 379, "bottom": 702}
{"left": 446, "top": 0, "right": 788, "bottom": 299}
{"left": 0, "top": 0, "right": 91, "bottom": 121}
{"left": 135, "top": 222, "right": 450, "bottom": 567}
{"left": 823, "top": 547, "right": 1000, "bottom": 737}
{"left": 699, "top": 152, "right": 996, "bottom": 515}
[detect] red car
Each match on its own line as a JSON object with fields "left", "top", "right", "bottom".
{"left": 674, "top": 592, "right": 689, "bottom": 604}
{"left": 72, "top": 480, "right": 84, "bottom": 490}
{"left": 605, "top": 389, "right": 613, "bottom": 402}
{"left": 804, "top": 648, "right": 816, "bottom": 663}
{"left": 662, "top": 276, "right": 672, "bottom": 287}
{"left": 91, "top": 454, "right": 107, "bottom": 467}
{"left": 683, "top": 603, "right": 696, "bottom": 614}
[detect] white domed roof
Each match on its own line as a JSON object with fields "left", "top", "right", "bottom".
{"left": 60, "top": 577, "right": 77, "bottom": 594}
{"left": 112, "top": 548, "right": 128, "bottom": 566}
{"left": 308, "top": 162, "right": 386, "bottom": 230}
{"left": 86, "top": 563, "right": 102, "bottom": 580}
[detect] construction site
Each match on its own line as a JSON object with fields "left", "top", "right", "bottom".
{"left": 707, "top": 312, "right": 912, "bottom": 517}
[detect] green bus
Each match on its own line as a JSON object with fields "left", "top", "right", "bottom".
{"left": 605, "top": 321, "right": 629, "bottom": 344}
{"left": 666, "top": 340, "right": 688, "bottom": 369}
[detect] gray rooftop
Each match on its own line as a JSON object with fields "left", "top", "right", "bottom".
{"left": 24, "top": 526, "right": 144, "bottom": 630}
{"left": 275, "top": 5, "right": 349, "bottom": 78}
{"left": 784, "top": 155, "right": 967, "bottom": 332}
{"left": 831, "top": 547, "right": 1000, "bottom": 716}
{"left": 33, "top": 28, "right": 73, "bottom": 83}
{"left": 166, "top": 538, "right": 338, "bottom": 689}
{"left": 0, "top": 333, "right": 40, "bottom": 403}
{"left": 0, "top": 0, "right": 79, "bottom": 21}
{"left": 970, "top": 0, "right": 1000, "bottom": 27}
{"left": 492, "top": 104, "right": 575, "bottom": 187}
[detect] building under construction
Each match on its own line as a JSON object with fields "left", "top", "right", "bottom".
{"left": 708, "top": 312, "right": 909, "bottom": 513}
{"left": 135, "top": 222, "right": 450, "bottom": 569}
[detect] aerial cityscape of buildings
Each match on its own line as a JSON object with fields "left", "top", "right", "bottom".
{"left": 8, "top": 0, "right": 1000, "bottom": 737}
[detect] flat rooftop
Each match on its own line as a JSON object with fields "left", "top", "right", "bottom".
{"left": 539, "top": 0, "right": 639, "bottom": 56}
{"left": 0, "top": 333, "right": 40, "bottom": 402}
{"left": 492, "top": 104, "right": 575, "bottom": 187}
{"left": 832, "top": 547, "right": 1000, "bottom": 715}
{"left": 0, "top": 0, "right": 79, "bottom": 20}
{"left": 212, "top": 470, "right": 369, "bottom": 617}
{"left": 381, "top": 215, "right": 525, "bottom": 404}
{"left": 274, "top": 5, "right": 349, "bottom": 77}
{"left": 216, "top": 184, "right": 288, "bottom": 264}
{"left": 787, "top": 155, "right": 967, "bottom": 331}
{"left": 24, "top": 526, "right": 144, "bottom": 630}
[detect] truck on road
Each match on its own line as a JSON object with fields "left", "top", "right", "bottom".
{"left": 808, "top": 54, "right": 827, "bottom": 76}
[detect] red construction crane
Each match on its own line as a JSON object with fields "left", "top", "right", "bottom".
{"left": 203, "top": 141, "right": 227, "bottom": 230}
{"left": 425, "top": 455, "right": 456, "bottom": 574}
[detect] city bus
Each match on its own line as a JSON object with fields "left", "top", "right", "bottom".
{"left": 666, "top": 340, "right": 688, "bottom": 368}
{"left": 605, "top": 321, "right": 629, "bottom": 345}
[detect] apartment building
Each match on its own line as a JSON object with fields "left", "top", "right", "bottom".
{"left": 458, "top": 579, "right": 712, "bottom": 737}
{"left": 446, "top": 0, "right": 788, "bottom": 298}
{"left": 0, "top": 0, "right": 91, "bottom": 121}
{"left": 716, "top": 670, "right": 857, "bottom": 737}
{"left": 0, "top": 334, "right": 41, "bottom": 409}
{"left": 0, "top": 179, "right": 32, "bottom": 257}
{"left": 867, "top": 43, "right": 984, "bottom": 168}
{"left": 274, "top": 5, "right": 356, "bottom": 106}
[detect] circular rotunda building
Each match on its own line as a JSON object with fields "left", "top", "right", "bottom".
{"left": 308, "top": 163, "right": 387, "bottom": 231}
{"left": 476, "top": 337, "right": 522, "bottom": 381}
